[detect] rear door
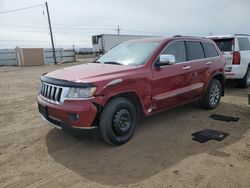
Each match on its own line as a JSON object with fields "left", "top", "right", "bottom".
{"left": 151, "top": 41, "right": 193, "bottom": 110}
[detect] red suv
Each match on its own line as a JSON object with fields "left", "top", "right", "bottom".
{"left": 37, "top": 36, "right": 225, "bottom": 145}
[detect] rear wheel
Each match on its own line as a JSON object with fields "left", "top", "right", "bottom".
{"left": 200, "top": 79, "right": 222, "bottom": 110}
{"left": 239, "top": 65, "right": 250, "bottom": 88}
{"left": 99, "top": 97, "right": 137, "bottom": 145}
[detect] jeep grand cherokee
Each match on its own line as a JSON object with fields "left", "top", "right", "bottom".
{"left": 37, "top": 36, "right": 225, "bottom": 145}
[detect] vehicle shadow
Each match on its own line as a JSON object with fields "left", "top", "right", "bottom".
{"left": 46, "top": 101, "right": 249, "bottom": 186}
{"left": 224, "top": 80, "right": 250, "bottom": 98}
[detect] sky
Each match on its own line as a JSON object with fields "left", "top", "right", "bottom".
{"left": 0, "top": 0, "right": 249, "bottom": 49}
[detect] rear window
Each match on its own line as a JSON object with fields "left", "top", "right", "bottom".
{"left": 213, "top": 38, "right": 234, "bottom": 52}
{"left": 238, "top": 37, "right": 250, "bottom": 51}
{"left": 186, "top": 41, "right": 204, "bottom": 61}
{"left": 202, "top": 42, "right": 219, "bottom": 58}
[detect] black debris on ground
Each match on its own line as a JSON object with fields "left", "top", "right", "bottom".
{"left": 192, "top": 129, "right": 229, "bottom": 143}
{"left": 210, "top": 114, "right": 239, "bottom": 122}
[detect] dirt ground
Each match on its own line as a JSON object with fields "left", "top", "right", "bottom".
{"left": 0, "top": 61, "right": 250, "bottom": 188}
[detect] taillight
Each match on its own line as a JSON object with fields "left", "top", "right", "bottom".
{"left": 232, "top": 51, "right": 240, "bottom": 65}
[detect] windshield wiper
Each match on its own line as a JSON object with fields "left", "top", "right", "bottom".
{"left": 92, "top": 60, "right": 101, "bottom": 63}
{"left": 103, "top": 61, "right": 123, "bottom": 65}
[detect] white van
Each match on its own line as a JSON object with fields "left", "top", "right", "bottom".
{"left": 208, "top": 34, "right": 250, "bottom": 88}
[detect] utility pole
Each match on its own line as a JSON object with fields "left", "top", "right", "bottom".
{"left": 209, "top": 30, "right": 213, "bottom": 36}
{"left": 116, "top": 25, "right": 121, "bottom": 35}
{"left": 45, "top": 1, "right": 57, "bottom": 65}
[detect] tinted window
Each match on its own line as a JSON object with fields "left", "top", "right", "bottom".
{"left": 202, "top": 42, "right": 219, "bottom": 58}
{"left": 162, "top": 41, "right": 186, "bottom": 63}
{"left": 238, "top": 37, "right": 250, "bottom": 51}
{"left": 186, "top": 41, "right": 204, "bottom": 61}
{"left": 213, "top": 38, "right": 233, "bottom": 52}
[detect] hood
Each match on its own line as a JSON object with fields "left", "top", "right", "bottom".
{"left": 45, "top": 63, "right": 135, "bottom": 83}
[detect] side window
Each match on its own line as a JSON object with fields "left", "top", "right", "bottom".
{"left": 92, "top": 36, "right": 98, "bottom": 44}
{"left": 186, "top": 41, "right": 205, "bottom": 61}
{"left": 162, "top": 41, "right": 186, "bottom": 63}
{"left": 202, "top": 42, "right": 219, "bottom": 58}
{"left": 238, "top": 37, "right": 250, "bottom": 51}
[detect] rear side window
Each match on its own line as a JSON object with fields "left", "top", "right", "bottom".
{"left": 238, "top": 37, "right": 250, "bottom": 51}
{"left": 202, "top": 42, "right": 219, "bottom": 58}
{"left": 213, "top": 38, "right": 234, "bottom": 52}
{"left": 186, "top": 41, "right": 204, "bottom": 61}
{"left": 162, "top": 41, "right": 186, "bottom": 63}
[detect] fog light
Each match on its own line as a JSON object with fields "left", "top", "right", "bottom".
{"left": 68, "top": 113, "right": 80, "bottom": 121}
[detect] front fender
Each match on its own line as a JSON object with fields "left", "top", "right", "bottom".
{"left": 93, "top": 79, "right": 152, "bottom": 115}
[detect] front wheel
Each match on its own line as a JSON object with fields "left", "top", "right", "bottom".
{"left": 200, "top": 79, "right": 222, "bottom": 110}
{"left": 99, "top": 97, "right": 137, "bottom": 145}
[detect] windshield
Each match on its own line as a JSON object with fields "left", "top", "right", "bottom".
{"left": 96, "top": 40, "right": 161, "bottom": 66}
{"left": 213, "top": 38, "right": 234, "bottom": 52}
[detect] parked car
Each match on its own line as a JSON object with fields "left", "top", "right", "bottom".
{"left": 207, "top": 34, "right": 250, "bottom": 88}
{"left": 37, "top": 36, "right": 225, "bottom": 145}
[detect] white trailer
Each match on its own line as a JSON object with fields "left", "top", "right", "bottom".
{"left": 92, "top": 34, "right": 154, "bottom": 53}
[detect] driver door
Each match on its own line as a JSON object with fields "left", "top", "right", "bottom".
{"left": 151, "top": 41, "right": 193, "bottom": 110}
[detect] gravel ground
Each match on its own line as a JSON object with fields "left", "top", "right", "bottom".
{"left": 0, "top": 62, "right": 250, "bottom": 188}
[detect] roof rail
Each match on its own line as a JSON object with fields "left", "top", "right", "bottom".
{"left": 173, "top": 35, "right": 201, "bottom": 38}
{"left": 234, "top": 34, "right": 250, "bottom": 37}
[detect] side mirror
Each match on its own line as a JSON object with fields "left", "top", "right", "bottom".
{"left": 156, "top": 54, "right": 176, "bottom": 66}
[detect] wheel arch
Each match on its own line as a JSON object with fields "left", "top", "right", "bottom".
{"left": 212, "top": 73, "right": 225, "bottom": 96}
{"left": 203, "top": 73, "right": 225, "bottom": 97}
{"left": 103, "top": 91, "right": 145, "bottom": 118}
{"left": 241, "top": 62, "right": 250, "bottom": 78}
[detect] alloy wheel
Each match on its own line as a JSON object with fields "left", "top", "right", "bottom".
{"left": 209, "top": 84, "right": 220, "bottom": 106}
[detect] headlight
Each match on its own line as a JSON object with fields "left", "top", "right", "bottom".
{"left": 66, "top": 87, "right": 97, "bottom": 98}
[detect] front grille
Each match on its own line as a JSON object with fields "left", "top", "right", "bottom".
{"left": 40, "top": 82, "right": 63, "bottom": 103}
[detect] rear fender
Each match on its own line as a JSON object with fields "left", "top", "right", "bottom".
{"left": 202, "top": 73, "right": 225, "bottom": 97}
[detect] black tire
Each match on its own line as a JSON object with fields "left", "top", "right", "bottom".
{"left": 239, "top": 65, "right": 250, "bottom": 88}
{"left": 99, "top": 97, "right": 137, "bottom": 145}
{"left": 200, "top": 79, "right": 222, "bottom": 110}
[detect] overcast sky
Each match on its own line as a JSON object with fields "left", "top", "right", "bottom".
{"left": 0, "top": 0, "right": 249, "bottom": 48}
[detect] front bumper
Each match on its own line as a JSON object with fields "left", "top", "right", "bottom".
{"left": 37, "top": 94, "right": 98, "bottom": 130}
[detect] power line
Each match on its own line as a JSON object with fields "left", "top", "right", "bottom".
{"left": 0, "top": 4, "right": 44, "bottom": 14}
{"left": 0, "top": 39, "right": 48, "bottom": 43}
{"left": 123, "top": 29, "right": 167, "bottom": 35}
{"left": 0, "top": 39, "right": 90, "bottom": 43}
{"left": 0, "top": 23, "right": 166, "bottom": 35}
{"left": 0, "top": 23, "right": 116, "bottom": 30}
{"left": 0, "top": 2, "right": 57, "bottom": 65}
{"left": 0, "top": 20, "right": 117, "bottom": 28}
{"left": 0, "top": 21, "right": 170, "bottom": 35}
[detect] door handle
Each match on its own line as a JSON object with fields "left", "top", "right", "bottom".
{"left": 206, "top": 61, "right": 212, "bottom": 65}
{"left": 182, "top": 66, "right": 191, "bottom": 70}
